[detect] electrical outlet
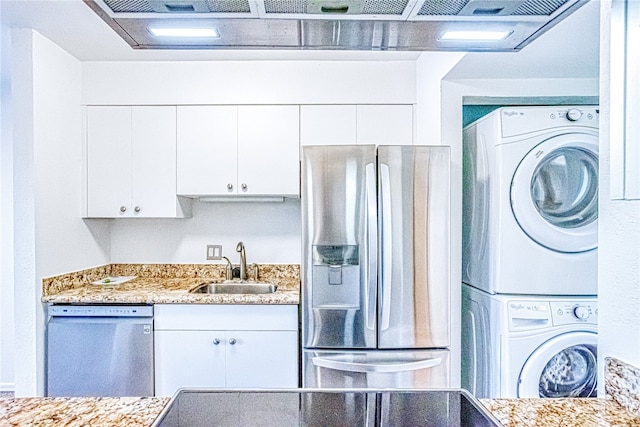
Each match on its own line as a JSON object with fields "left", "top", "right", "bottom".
{"left": 206, "top": 245, "right": 223, "bottom": 260}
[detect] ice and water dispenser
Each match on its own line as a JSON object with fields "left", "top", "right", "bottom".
{"left": 311, "top": 245, "right": 360, "bottom": 309}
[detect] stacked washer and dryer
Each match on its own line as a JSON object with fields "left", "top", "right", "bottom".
{"left": 461, "top": 106, "right": 599, "bottom": 399}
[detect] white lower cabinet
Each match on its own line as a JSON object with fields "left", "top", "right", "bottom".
{"left": 154, "top": 304, "right": 298, "bottom": 397}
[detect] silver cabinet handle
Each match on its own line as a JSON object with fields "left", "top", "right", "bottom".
{"left": 134, "top": 206, "right": 141, "bottom": 213}
{"left": 120, "top": 206, "right": 127, "bottom": 213}
{"left": 241, "top": 183, "right": 248, "bottom": 192}
{"left": 228, "top": 338, "right": 237, "bottom": 345}
{"left": 311, "top": 356, "right": 442, "bottom": 373}
{"left": 227, "top": 183, "right": 234, "bottom": 192}
{"left": 212, "top": 338, "right": 221, "bottom": 345}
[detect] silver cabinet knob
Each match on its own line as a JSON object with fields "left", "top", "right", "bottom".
{"left": 241, "top": 183, "right": 248, "bottom": 192}
{"left": 228, "top": 338, "right": 237, "bottom": 345}
{"left": 212, "top": 338, "right": 221, "bottom": 345}
{"left": 227, "top": 183, "right": 234, "bottom": 192}
{"left": 134, "top": 206, "right": 141, "bottom": 213}
{"left": 120, "top": 206, "right": 127, "bottom": 213}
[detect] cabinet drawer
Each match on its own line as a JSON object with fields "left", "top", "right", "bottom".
{"left": 154, "top": 304, "right": 298, "bottom": 331}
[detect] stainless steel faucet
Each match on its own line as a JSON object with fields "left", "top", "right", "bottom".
{"left": 236, "top": 241, "right": 247, "bottom": 281}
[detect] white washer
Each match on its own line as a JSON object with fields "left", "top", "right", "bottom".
{"left": 462, "top": 106, "right": 599, "bottom": 295}
{"left": 461, "top": 284, "right": 598, "bottom": 399}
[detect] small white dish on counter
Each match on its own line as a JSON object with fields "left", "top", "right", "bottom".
{"left": 91, "top": 276, "right": 137, "bottom": 285}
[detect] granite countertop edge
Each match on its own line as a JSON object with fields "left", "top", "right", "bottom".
{"left": 41, "top": 264, "right": 301, "bottom": 305}
{"left": 2, "top": 396, "right": 639, "bottom": 427}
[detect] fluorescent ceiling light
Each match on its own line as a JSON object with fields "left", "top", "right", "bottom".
{"left": 149, "top": 27, "right": 220, "bottom": 38}
{"left": 439, "top": 30, "right": 511, "bottom": 41}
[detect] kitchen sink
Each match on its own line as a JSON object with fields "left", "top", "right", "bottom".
{"left": 189, "top": 282, "right": 277, "bottom": 295}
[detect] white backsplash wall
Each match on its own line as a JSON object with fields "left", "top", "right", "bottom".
{"left": 110, "top": 199, "right": 301, "bottom": 265}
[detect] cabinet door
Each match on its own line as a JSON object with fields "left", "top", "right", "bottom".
{"left": 154, "top": 330, "right": 226, "bottom": 397}
{"left": 225, "top": 331, "right": 298, "bottom": 388}
{"left": 357, "top": 105, "right": 413, "bottom": 146}
{"left": 300, "top": 105, "right": 357, "bottom": 147}
{"left": 238, "top": 106, "right": 300, "bottom": 196}
{"left": 131, "top": 106, "right": 178, "bottom": 217}
{"left": 87, "top": 106, "right": 132, "bottom": 217}
{"left": 177, "top": 106, "right": 238, "bottom": 196}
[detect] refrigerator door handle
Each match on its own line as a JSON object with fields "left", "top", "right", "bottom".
{"left": 311, "top": 356, "right": 442, "bottom": 373}
{"left": 379, "top": 163, "right": 392, "bottom": 331}
{"left": 365, "top": 162, "right": 377, "bottom": 331}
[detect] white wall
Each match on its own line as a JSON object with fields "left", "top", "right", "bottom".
{"left": 597, "top": 1, "right": 640, "bottom": 393}
{"left": 81, "top": 60, "right": 417, "bottom": 105}
{"left": 0, "top": 5, "right": 15, "bottom": 393}
{"left": 111, "top": 200, "right": 301, "bottom": 264}
{"left": 82, "top": 60, "right": 418, "bottom": 265}
{"left": 12, "top": 29, "right": 110, "bottom": 396}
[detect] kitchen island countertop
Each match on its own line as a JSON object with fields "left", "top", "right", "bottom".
{"left": 2, "top": 396, "right": 640, "bottom": 427}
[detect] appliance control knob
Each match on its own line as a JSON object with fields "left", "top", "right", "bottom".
{"left": 241, "top": 183, "right": 248, "bottom": 192}
{"left": 227, "top": 183, "right": 234, "bottom": 192}
{"left": 573, "top": 305, "right": 590, "bottom": 320}
{"left": 566, "top": 109, "right": 582, "bottom": 121}
{"left": 134, "top": 206, "right": 141, "bottom": 213}
{"left": 229, "top": 338, "right": 237, "bottom": 345}
{"left": 212, "top": 338, "right": 221, "bottom": 345}
{"left": 120, "top": 206, "right": 127, "bottom": 213}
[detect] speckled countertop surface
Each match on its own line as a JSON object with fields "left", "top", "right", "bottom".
{"left": 41, "top": 264, "right": 300, "bottom": 305}
{"left": 481, "top": 398, "right": 640, "bottom": 426}
{"left": 0, "top": 396, "right": 169, "bottom": 427}
{"left": 1, "top": 396, "right": 639, "bottom": 427}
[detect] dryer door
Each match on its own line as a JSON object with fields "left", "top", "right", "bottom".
{"left": 517, "top": 331, "right": 597, "bottom": 398}
{"left": 510, "top": 133, "right": 598, "bottom": 253}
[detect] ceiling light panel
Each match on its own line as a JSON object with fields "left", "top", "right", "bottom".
{"left": 149, "top": 27, "right": 220, "bottom": 36}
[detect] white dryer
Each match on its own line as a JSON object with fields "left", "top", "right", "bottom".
{"left": 461, "top": 284, "right": 597, "bottom": 399}
{"left": 462, "top": 106, "right": 599, "bottom": 295}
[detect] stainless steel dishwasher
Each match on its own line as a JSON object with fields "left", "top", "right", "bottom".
{"left": 46, "top": 304, "right": 154, "bottom": 397}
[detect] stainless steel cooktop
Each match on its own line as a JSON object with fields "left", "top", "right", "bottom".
{"left": 152, "top": 388, "right": 502, "bottom": 427}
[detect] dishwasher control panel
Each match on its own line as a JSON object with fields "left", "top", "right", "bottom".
{"left": 48, "top": 305, "right": 153, "bottom": 317}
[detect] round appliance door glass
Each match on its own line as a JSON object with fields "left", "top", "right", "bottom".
{"left": 518, "top": 331, "right": 597, "bottom": 398}
{"left": 511, "top": 133, "right": 599, "bottom": 253}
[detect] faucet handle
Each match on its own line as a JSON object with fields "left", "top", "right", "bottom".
{"left": 222, "top": 256, "right": 233, "bottom": 281}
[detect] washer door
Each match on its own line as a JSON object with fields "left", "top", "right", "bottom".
{"left": 510, "top": 133, "right": 598, "bottom": 253}
{"left": 518, "top": 331, "right": 597, "bottom": 398}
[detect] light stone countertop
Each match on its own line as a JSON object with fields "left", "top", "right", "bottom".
{"left": 2, "top": 396, "right": 640, "bottom": 427}
{"left": 481, "top": 398, "right": 640, "bottom": 426}
{"left": 0, "top": 396, "right": 169, "bottom": 427}
{"left": 41, "top": 263, "right": 300, "bottom": 305}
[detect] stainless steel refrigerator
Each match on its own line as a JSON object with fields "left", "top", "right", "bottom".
{"left": 301, "top": 145, "right": 451, "bottom": 389}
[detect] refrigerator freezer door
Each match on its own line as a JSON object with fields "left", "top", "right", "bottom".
{"left": 302, "top": 145, "right": 378, "bottom": 349}
{"left": 302, "top": 349, "right": 450, "bottom": 388}
{"left": 377, "top": 146, "right": 451, "bottom": 349}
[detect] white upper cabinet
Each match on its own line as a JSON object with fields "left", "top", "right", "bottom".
{"left": 177, "top": 106, "right": 238, "bottom": 196}
{"left": 300, "top": 104, "right": 414, "bottom": 147}
{"left": 177, "top": 105, "right": 300, "bottom": 197}
{"left": 356, "top": 105, "right": 414, "bottom": 146}
{"left": 86, "top": 106, "right": 189, "bottom": 218}
{"left": 300, "top": 105, "right": 357, "bottom": 146}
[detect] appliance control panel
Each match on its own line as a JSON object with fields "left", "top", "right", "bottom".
{"left": 48, "top": 305, "right": 153, "bottom": 317}
{"left": 550, "top": 301, "right": 598, "bottom": 326}
{"left": 500, "top": 106, "right": 599, "bottom": 138}
{"left": 507, "top": 301, "right": 552, "bottom": 332}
